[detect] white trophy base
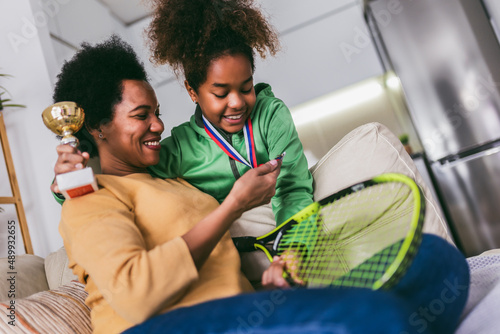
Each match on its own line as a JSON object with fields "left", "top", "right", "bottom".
{"left": 56, "top": 167, "right": 98, "bottom": 199}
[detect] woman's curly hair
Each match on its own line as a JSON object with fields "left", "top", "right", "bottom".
{"left": 53, "top": 35, "right": 148, "bottom": 157}
{"left": 146, "top": 0, "right": 280, "bottom": 91}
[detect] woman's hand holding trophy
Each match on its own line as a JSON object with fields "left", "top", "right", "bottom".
{"left": 42, "top": 102, "right": 98, "bottom": 199}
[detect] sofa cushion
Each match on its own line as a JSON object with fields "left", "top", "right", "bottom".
{"left": 45, "top": 246, "right": 78, "bottom": 290}
{"left": 310, "top": 122, "right": 452, "bottom": 243}
{"left": 0, "top": 254, "right": 49, "bottom": 300}
{"left": 0, "top": 280, "right": 91, "bottom": 333}
{"left": 456, "top": 253, "right": 500, "bottom": 334}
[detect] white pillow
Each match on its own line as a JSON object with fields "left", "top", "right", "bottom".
{"left": 310, "top": 122, "right": 452, "bottom": 242}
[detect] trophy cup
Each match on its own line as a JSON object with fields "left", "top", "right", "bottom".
{"left": 42, "top": 101, "right": 98, "bottom": 199}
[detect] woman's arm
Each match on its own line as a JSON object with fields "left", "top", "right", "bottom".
{"left": 60, "top": 159, "right": 281, "bottom": 324}
{"left": 182, "top": 159, "right": 281, "bottom": 269}
{"left": 60, "top": 190, "right": 197, "bottom": 324}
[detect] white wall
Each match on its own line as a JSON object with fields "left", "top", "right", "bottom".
{"left": 255, "top": 0, "right": 384, "bottom": 107}
{"left": 0, "top": 0, "right": 392, "bottom": 257}
{"left": 47, "top": 0, "right": 127, "bottom": 81}
{"left": 292, "top": 73, "right": 422, "bottom": 166}
{"left": 0, "top": 0, "right": 66, "bottom": 257}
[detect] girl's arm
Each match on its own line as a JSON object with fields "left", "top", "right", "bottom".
{"left": 265, "top": 99, "right": 314, "bottom": 224}
{"left": 60, "top": 189, "right": 195, "bottom": 324}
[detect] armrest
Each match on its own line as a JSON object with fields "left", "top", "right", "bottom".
{"left": 0, "top": 254, "right": 49, "bottom": 300}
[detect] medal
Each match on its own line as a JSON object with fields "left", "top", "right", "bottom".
{"left": 202, "top": 114, "right": 258, "bottom": 169}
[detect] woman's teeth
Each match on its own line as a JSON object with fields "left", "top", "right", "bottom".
{"left": 144, "top": 141, "right": 160, "bottom": 146}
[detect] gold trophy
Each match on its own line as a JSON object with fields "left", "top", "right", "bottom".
{"left": 42, "top": 102, "right": 98, "bottom": 199}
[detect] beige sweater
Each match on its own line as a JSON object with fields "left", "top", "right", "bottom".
{"left": 59, "top": 174, "right": 253, "bottom": 334}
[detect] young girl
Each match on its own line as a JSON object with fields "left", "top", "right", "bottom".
{"left": 54, "top": 0, "right": 314, "bottom": 227}
{"left": 145, "top": 0, "right": 313, "bottom": 226}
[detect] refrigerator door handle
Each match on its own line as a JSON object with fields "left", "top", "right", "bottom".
{"left": 440, "top": 145, "right": 500, "bottom": 168}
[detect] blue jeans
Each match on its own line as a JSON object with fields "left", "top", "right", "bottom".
{"left": 391, "top": 234, "right": 470, "bottom": 334}
{"left": 123, "top": 234, "right": 469, "bottom": 334}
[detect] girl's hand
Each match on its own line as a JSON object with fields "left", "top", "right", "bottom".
{"left": 51, "top": 144, "right": 90, "bottom": 193}
{"left": 261, "top": 252, "right": 305, "bottom": 290}
{"left": 226, "top": 159, "right": 282, "bottom": 213}
{"left": 262, "top": 256, "right": 291, "bottom": 289}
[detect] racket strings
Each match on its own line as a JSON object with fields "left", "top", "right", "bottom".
{"left": 321, "top": 203, "right": 414, "bottom": 251}
{"left": 276, "top": 181, "right": 419, "bottom": 289}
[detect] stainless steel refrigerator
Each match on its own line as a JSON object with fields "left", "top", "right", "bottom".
{"left": 364, "top": 0, "right": 500, "bottom": 256}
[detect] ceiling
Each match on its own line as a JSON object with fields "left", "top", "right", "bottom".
{"left": 98, "top": 0, "right": 153, "bottom": 25}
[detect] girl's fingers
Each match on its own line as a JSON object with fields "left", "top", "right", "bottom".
{"left": 261, "top": 256, "right": 291, "bottom": 289}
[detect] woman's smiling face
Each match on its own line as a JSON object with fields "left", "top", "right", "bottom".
{"left": 187, "top": 53, "right": 256, "bottom": 133}
{"left": 99, "top": 80, "right": 164, "bottom": 175}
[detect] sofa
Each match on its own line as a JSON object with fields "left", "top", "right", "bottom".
{"left": 0, "top": 247, "right": 90, "bottom": 333}
{"left": 0, "top": 123, "right": 495, "bottom": 333}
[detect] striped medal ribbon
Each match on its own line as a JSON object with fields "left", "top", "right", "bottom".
{"left": 202, "top": 114, "right": 258, "bottom": 168}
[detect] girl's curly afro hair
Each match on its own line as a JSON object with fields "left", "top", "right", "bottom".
{"left": 146, "top": 0, "right": 280, "bottom": 91}
{"left": 52, "top": 35, "right": 148, "bottom": 157}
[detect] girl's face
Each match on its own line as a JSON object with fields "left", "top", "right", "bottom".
{"left": 98, "top": 80, "right": 164, "bottom": 175}
{"left": 186, "top": 53, "right": 256, "bottom": 133}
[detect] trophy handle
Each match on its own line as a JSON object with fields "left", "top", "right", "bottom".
{"left": 61, "top": 128, "right": 79, "bottom": 147}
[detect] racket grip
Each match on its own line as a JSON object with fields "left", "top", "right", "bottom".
{"left": 282, "top": 271, "right": 300, "bottom": 287}
{"left": 232, "top": 236, "right": 258, "bottom": 252}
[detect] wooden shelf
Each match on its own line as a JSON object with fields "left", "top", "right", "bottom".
{"left": 0, "top": 110, "right": 33, "bottom": 254}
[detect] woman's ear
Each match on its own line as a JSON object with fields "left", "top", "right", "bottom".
{"left": 184, "top": 80, "right": 198, "bottom": 104}
{"left": 89, "top": 128, "right": 103, "bottom": 141}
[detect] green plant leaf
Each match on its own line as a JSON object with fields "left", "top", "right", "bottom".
{"left": 398, "top": 134, "right": 409, "bottom": 145}
{"left": 3, "top": 104, "right": 26, "bottom": 108}
{"left": 0, "top": 72, "right": 25, "bottom": 111}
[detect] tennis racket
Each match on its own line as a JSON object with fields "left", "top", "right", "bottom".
{"left": 233, "top": 173, "right": 425, "bottom": 290}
